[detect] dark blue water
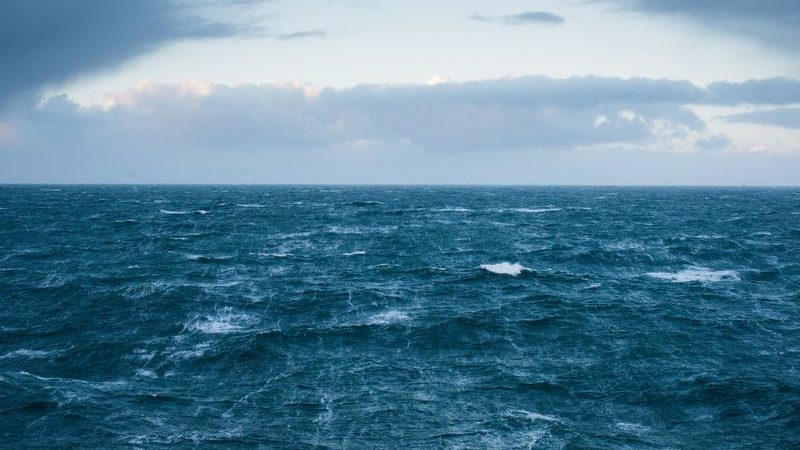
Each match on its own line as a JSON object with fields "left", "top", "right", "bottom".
{"left": 1, "top": 186, "right": 798, "bottom": 449}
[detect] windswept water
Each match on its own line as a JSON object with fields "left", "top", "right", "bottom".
{"left": 0, "top": 186, "right": 798, "bottom": 448}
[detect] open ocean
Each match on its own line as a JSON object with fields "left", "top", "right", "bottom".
{"left": 0, "top": 185, "right": 798, "bottom": 449}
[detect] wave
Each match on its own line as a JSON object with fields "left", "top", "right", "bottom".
{"left": 507, "top": 409, "right": 561, "bottom": 423}
{"left": 236, "top": 204, "right": 266, "bottom": 208}
{"left": 327, "top": 225, "right": 396, "bottom": 235}
{"left": 366, "top": 310, "right": 410, "bottom": 325}
{"left": 646, "top": 266, "right": 740, "bottom": 283}
{"left": 509, "top": 207, "right": 562, "bottom": 213}
{"left": 169, "top": 342, "right": 213, "bottom": 361}
{"left": 435, "top": 207, "right": 474, "bottom": 212}
{"left": 39, "top": 273, "right": 67, "bottom": 288}
{"left": 616, "top": 422, "right": 650, "bottom": 434}
{"left": 185, "top": 254, "right": 233, "bottom": 263}
{"left": 187, "top": 309, "right": 260, "bottom": 334}
{"left": 123, "top": 282, "right": 168, "bottom": 299}
{"left": 159, "top": 209, "right": 190, "bottom": 215}
{"left": 134, "top": 369, "right": 157, "bottom": 379}
{"left": 0, "top": 349, "right": 57, "bottom": 359}
{"left": 350, "top": 200, "right": 383, "bottom": 207}
{"left": 259, "top": 252, "right": 290, "bottom": 258}
{"left": 480, "top": 262, "right": 530, "bottom": 276}
{"left": 342, "top": 250, "right": 366, "bottom": 256}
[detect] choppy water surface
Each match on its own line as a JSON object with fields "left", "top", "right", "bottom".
{"left": 1, "top": 186, "right": 798, "bottom": 449}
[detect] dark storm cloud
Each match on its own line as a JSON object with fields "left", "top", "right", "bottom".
{"left": 605, "top": 0, "right": 800, "bottom": 53}
{"left": 0, "top": 0, "right": 263, "bottom": 108}
{"left": 471, "top": 11, "right": 565, "bottom": 26}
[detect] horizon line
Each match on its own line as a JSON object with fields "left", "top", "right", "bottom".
{"left": 1, "top": 183, "right": 797, "bottom": 188}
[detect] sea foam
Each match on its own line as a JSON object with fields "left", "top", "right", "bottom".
{"left": 510, "top": 207, "right": 562, "bottom": 213}
{"left": 366, "top": 310, "right": 410, "bottom": 325}
{"left": 188, "top": 309, "right": 260, "bottom": 334}
{"left": 480, "top": 262, "right": 530, "bottom": 276}
{"left": 646, "top": 266, "right": 740, "bottom": 283}
{"left": 0, "top": 349, "right": 56, "bottom": 359}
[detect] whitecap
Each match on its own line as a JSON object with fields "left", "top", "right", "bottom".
{"left": 506, "top": 409, "right": 561, "bottom": 423}
{"left": 236, "top": 204, "right": 266, "bottom": 208}
{"left": 258, "top": 252, "right": 290, "bottom": 258}
{"left": 646, "top": 266, "right": 740, "bottom": 283}
{"left": 435, "top": 207, "right": 473, "bottom": 212}
{"left": 327, "top": 225, "right": 396, "bottom": 235}
{"left": 366, "top": 310, "right": 410, "bottom": 325}
{"left": 269, "top": 231, "right": 314, "bottom": 239}
{"left": 195, "top": 210, "right": 210, "bottom": 215}
{"left": 604, "top": 240, "right": 645, "bottom": 251}
{"left": 510, "top": 207, "right": 562, "bottom": 213}
{"left": 0, "top": 349, "right": 57, "bottom": 359}
{"left": 135, "top": 369, "right": 157, "bottom": 379}
{"left": 342, "top": 250, "right": 366, "bottom": 256}
{"left": 480, "top": 262, "right": 530, "bottom": 276}
{"left": 616, "top": 422, "right": 650, "bottom": 434}
{"left": 522, "top": 411, "right": 560, "bottom": 423}
{"left": 170, "top": 342, "right": 213, "bottom": 361}
{"left": 184, "top": 254, "right": 232, "bottom": 262}
{"left": 39, "top": 273, "right": 67, "bottom": 288}
{"left": 188, "top": 309, "right": 260, "bottom": 334}
{"left": 159, "top": 209, "right": 190, "bottom": 215}
{"left": 123, "top": 282, "right": 166, "bottom": 299}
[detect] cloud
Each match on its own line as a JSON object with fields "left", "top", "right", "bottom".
{"left": 276, "top": 30, "right": 328, "bottom": 41}
{"left": 471, "top": 11, "right": 565, "bottom": 26}
{"left": 705, "top": 78, "right": 800, "bottom": 105}
{"left": 694, "top": 134, "right": 731, "bottom": 150}
{"left": 0, "top": 76, "right": 707, "bottom": 159}
{"left": 604, "top": 0, "right": 800, "bottom": 53}
{"left": 4, "top": 76, "right": 800, "bottom": 183}
{"left": 0, "top": 0, "right": 264, "bottom": 108}
{"left": 723, "top": 107, "right": 800, "bottom": 129}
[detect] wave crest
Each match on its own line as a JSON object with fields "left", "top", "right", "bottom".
{"left": 480, "top": 262, "right": 530, "bottom": 276}
{"left": 646, "top": 266, "right": 740, "bottom": 283}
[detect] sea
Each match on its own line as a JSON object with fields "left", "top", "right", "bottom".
{"left": 0, "top": 185, "right": 798, "bottom": 449}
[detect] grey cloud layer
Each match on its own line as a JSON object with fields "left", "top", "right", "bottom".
{"left": 3, "top": 75, "right": 800, "bottom": 183}
{"left": 607, "top": 0, "right": 800, "bottom": 53}
{"left": 724, "top": 108, "right": 800, "bottom": 129}
{"left": 2, "top": 76, "right": 716, "bottom": 155}
{"left": 4, "top": 76, "right": 798, "bottom": 157}
{"left": 0, "top": 0, "right": 264, "bottom": 107}
{"left": 706, "top": 78, "right": 800, "bottom": 105}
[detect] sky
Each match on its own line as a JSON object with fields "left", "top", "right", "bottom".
{"left": 1, "top": 0, "right": 800, "bottom": 184}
